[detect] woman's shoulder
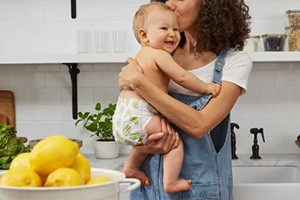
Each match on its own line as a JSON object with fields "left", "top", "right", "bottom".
{"left": 222, "top": 50, "right": 253, "bottom": 94}
{"left": 226, "top": 50, "right": 252, "bottom": 66}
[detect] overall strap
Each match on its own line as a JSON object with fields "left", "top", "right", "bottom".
{"left": 212, "top": 48, "right": 231, "bottom": 84}
{"left": 188, "top": 48, "right": 231, "bottom": 110}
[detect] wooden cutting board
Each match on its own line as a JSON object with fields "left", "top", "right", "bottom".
{"left": 0, "top": 113, "right": 8, "bottom": 124}
{"left": 0, "top": 90, "right": 15, "bottom": 128}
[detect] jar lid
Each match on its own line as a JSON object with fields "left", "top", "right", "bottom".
{"left": 285, "top": 26, "right": 300, "bottom": 30}
{"left": 286, "top": 10, "right": 300, "bottom": 15}
{"left": 261, "top": 34, "right": 287, "bottom": 38}
{"left": 248, "top": 35, "right": 261, "bottom": 39}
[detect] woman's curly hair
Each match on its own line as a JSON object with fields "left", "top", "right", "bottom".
{"left": 151, "top": 0, "right": 251, "bottom": 55}
{"left": 196, "top": 0, "right": 251, "bottom": 54}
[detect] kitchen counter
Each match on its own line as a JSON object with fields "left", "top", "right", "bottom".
{"left": 85, "top": 153, "right": 300, "bottom": 171}
{"left": 85, "top": 154, "right": 128, "bottom": 171}
{"left": 232, "top": 154, "right": 300, "bottom": 167}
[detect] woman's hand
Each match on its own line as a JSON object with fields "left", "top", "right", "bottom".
{"left": 119, "top": 57, "right": 143, "bottom": 91}
{"left": 134, "top": 118, "right": 180, "bottom": 154}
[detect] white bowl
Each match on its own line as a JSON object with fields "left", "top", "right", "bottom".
{"left": 0, "top": 168, "right": 140, "bottom": 200}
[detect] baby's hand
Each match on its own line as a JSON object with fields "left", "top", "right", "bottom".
{"left": 207, "top": 83, "right": 221, "bottom": 97}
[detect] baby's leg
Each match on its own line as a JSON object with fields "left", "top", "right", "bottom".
{"left": 123, "top": 148, "right": 150, "bottom": 186}
{"left": 123, "top": 115, "right": 162, "bottom": 186}
{"left": 163, "top": 138, "right": 192, "bottom": 193}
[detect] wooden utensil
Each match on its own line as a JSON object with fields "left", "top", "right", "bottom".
{"left": 0, "top": 90, "right": 16, "bottom": 128}
{"left": 0, "top": 113, "right": 8, "bottom": 124}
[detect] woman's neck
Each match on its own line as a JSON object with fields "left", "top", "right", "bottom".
{"left": 182, "top": 32, "right": 197, "bottom": 54}
{"left": 173, "top": 32, "right": 216, "bottom": 70}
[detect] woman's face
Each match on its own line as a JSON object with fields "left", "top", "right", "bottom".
{"left": 165, "top": 0, "right": 202, "bottom": 31}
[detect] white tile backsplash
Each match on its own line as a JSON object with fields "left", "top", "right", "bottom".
{"left": 0, "top": 0, "right": 148, "bottom": 55}
{"left": 1, "top": 0, "right": 300, "bottom": 155}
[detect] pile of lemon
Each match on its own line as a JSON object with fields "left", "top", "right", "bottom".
{"left": 0, "top": 135, "right": 109, "bottom": 187}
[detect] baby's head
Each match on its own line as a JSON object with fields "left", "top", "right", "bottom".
{"left": 133, "top": 2, "right": 180, "bottom": 53}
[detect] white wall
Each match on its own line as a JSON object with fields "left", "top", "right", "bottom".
{"left": 0, "top": 0, "right": 300, "bottom": 155}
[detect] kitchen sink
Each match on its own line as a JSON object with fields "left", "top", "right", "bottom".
{"left": 233, "top": 165, "right": 300, "bottom": 200}
{"left": 233, "top": 166, "right": 300, "bottom": 183}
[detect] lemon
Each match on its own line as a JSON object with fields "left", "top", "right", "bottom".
{"left": 44, "top": 168, "right": 84, "bottom": 187}
{"left": 10, "top": 152, "right": 32, "bottom": 170}
{"left": 71, "top": 153, "right": 91, "bottom": 183}
{"left": 86, "top": 177, "right": 110, "bottom": 185}
{"left": 0, "top": 168, "right": 42, "bottom": 187}
{"left": 30, "top": 135, "right": 79, "bottom": 176}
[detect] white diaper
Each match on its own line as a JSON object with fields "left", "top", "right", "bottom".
{"left": 112, "top": 97, "right": 158, "bottom": 146}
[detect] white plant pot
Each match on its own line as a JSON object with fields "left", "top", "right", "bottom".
{"left": 94, "top": 140, "right": 119, "bottom": 159}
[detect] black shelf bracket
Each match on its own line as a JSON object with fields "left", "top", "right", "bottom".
{"left": 63, "top": 63, "right": 80, "bottom": 119}
{"left": 71, "top": 0, "right": 76, "bottom": 19}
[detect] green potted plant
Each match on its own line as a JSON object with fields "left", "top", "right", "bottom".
{"left": 75, "top": 102, "right": 119, "bottom": 159}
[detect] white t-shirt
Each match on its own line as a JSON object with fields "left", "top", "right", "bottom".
{"left": 168, "top": 50, "right": 252, "bottom": 96}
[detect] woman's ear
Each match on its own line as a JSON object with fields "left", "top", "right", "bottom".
{"left": 138, "top": 28, "right": 149, "bottom": 43}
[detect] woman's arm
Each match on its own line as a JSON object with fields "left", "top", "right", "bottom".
{"left": 120, "top": 58, "right": 242, "bottom": 139}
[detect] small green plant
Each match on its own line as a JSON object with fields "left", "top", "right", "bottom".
{"left": 75, "top": 102, "right": 116, "bottom": 141}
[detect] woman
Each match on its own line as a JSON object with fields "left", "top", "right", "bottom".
{"left": 119, "top": 0, "right": 252, "bottom": 199}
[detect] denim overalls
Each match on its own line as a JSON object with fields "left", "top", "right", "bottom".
{"left": 130, "top": 49, "right": 233, "bottom": 200}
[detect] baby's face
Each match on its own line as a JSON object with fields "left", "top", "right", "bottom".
{"left": 144, "top": 9, "right": 181, "bottom": 53}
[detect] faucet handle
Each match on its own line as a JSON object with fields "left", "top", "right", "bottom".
{"left": 260, "top": 128, "right": 265, "bottom": 143}
{"left": 231, "top": 122, "right": 240, "bottom": 130}
{"left": 250, "top": 128, "right": 265, "bottom": 142}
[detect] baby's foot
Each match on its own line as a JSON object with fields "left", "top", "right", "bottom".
{"left": 123, "top": 166, "right": 150, "bottom": 186}
{"left": 164, "top": 179, "right": 192, "bottom": 193}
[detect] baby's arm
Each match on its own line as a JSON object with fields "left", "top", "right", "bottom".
{"left": 207, "top": 83, "right": 221, "bottom": 97}
{"left": 155, "top": 50, "right": 220, "bottom": 96}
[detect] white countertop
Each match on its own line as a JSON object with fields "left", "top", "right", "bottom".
{"left": 232, "top": 154, "right": 300, "bottom": 167}
{"left": 86, "top": 154, "right": 128, "bottom": 171}
{"left": 85, "top": 154, "right": 300, "bottom": 171}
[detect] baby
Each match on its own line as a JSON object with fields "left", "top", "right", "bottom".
{"left": 113, "top": 2, "right": 220, "bottom": 193}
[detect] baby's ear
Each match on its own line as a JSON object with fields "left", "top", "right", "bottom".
{"left": 138, "top": 28, "right": 148, "bottom": 43}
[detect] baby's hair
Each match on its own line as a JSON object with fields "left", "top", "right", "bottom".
{"left": 133, "top": 2, "right": 173, "bottom": 43}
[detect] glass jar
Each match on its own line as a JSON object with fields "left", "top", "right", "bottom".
{"left": 244, "top": 35, "right": 261, "bottom": 52}
{"left": 286, "top": 10, "right": 300, "bottom": 27}
{"left": 261, "top": 34, "right": 286, "bottom": 51}
{"left": 285, "top": 26, "right": 300, "bottom": 51}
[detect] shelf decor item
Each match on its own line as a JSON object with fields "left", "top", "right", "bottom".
{"left": 286, "top": 10, "right": 300, "bottom": 27}
{"left": 244, "top": 35, "right": 261, "bottom": 52}
{"left": 262, "top": 34, "right": 286, "bottom": 51}
{"left": 75, "top": 102, "right": 119, "bottom": 159}
{"left": 285, "top": 26, "right": 300, "bottom": 51}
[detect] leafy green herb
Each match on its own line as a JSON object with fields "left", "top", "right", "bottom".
{"left": 75, "top": 103, "right": 116, "bottom": 141}
{"left": 0, "top": 124, "right": 31, "bottom": 169}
